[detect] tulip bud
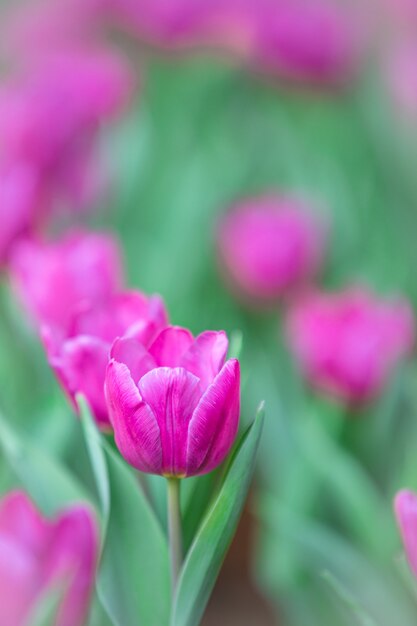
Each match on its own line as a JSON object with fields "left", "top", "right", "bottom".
{"left": 10, "top": 230, "right": 123, "bottom": 333}
{"left": 105, "top": 325, "right": 240, "bottom": 477}
{"left": 45, "top": 291, "right": 169, "bottom": 428}
{"left": 286, "top": 288, "right": 414, "bottom": 404}
{"left": 394, "top": 489, "right": 417, "bottom": 578}
{"left": 0, "top": 491, "right": 98, "bottom": 626}
{"left": 218, "top": 195, "right": 326, "bottom": 304}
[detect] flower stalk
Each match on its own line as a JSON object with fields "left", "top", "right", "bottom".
{"left": 167, "top": 477, "right": 182, "bottom": 596}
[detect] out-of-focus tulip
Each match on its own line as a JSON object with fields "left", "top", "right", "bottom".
{"left": 286, "top": 288, "right": 415, "bottom": 404}
{"left": 394, "top": 489, "right": 417, "bottom": 578}
{"left": 0, "top": 0, "right": 102, "bottom": 61}
{"left": 105, "top": 325, "right": 240, "bottom": 476}
{"left": 0, "top": 490, "right": 98, "bottom": 626}
{"left": 218, "top": 195, "right": 326, "bottom": 303}
{"left": 45, "top": 291, "right": 169, "bottom": 428}
{"left": 384, "top": 41, "right": 417, "bottom": 124}
{"left": 102, "top": 0, "right": 360, "bottom": 85}
{"left": 10, "top": 230, "right": 123, "bottom": 332}
{"left": 0, "top": 162, "right": 45, "bottom": 266}
{"left": 0, "top": 44, "right": 134, "bottom": 214}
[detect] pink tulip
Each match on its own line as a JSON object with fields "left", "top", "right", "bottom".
{"left": 385, "top": 40, "right": 417, "bottom": 124}
{"left": 105, "top": 325, "right": 240, "bottom": 477}
{"left": 246, "top": 0, "right": 360, "bottom": 85}
{"left": 1, "top": 0, "right": 102, "bottom": 61}
{"left": 0, "top": 161, "right": 45, "bottom": 266}
{"left": 0, "top": 491, "right": 98, "bottom": 626}
{"left": 218, "top": 195, "right": 326, "bottom": 303}
{"left": 286, "top": 288, "right": 415, "bottom": 404}
{"left": 10, "top": 230, "right": 123, "bottom": 332}
{"left": 102, "top": 0, "right": 360, "bottom": 85}
{"left": 395, "top": 489, "right": 417, "bottom": 578}
{"left": 45, "top": 291, "right": 169, "bottom": 428}
{"left": 0, "top": 44, "right": 134, "bottom": 214}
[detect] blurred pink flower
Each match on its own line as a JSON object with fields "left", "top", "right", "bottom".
{"left": 45, "top": 291, "right": 169, "bottom": 428}
{"left": 103, "top": 0, "right": 360, "bottom": 85}
{"left": 286, "top": 288, "right": 415, "bottom": 404}
{"left": 395, "top": 489, "right": 417, "bottom": 578}
{"left": 0, "top": 44, "right": 135, "bottom": 214}
{"left": 218, "top": 195, "right": 326, "bottom": 303}
{"left": 385, "top": 40, "right": 417, "bottom": 123}
{"left": 0, "top": 0, "right": 102, "bottom": 61}
{"left": 10, "top": 230, "right": 123, "bottom": 333}
{"left": 105, "top": 325, "right": 240, "bottom": 476}
{"left": 0, "top": 491, "right": 98, "bottom": 626}
{"left": 0, "top": 162, "right": 45, "bottom": 266}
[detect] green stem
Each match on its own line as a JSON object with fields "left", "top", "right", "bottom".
{"left": 167, "top": 477, "right": 182, "bottom": 597}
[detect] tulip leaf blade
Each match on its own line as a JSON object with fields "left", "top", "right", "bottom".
{"left": 78, "top": 400, "right": 170, "bottom": 626}
{"left": 171, "top": 403, "right": 265, "bottom": 626}
{"left": 78, "top": 395, "right": 110, "bottom": 523}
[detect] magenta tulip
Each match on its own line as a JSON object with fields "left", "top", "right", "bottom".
{"left": 218, "top": 195, "right": 326, "bottom": 303}
{"left": 394, "top": 489, "right": 417, "bottom": 578}
{"left": 286, "top": 288, "right": 415, "bottom": 404}
{"left": 385, "top": 40, "right": 417, "bottom": 124}
{"left": 105, "top": 325, "right": 240, "bottom": 477}
{"left": 10, "top": 230, "right": 123, "bottom": 332}
{"left": 0, "top": 491, "right": 98, "bottom": 626}
{"left": 45, "top": 291, "right": 169, "bottom": 428}
{"left": 102, "top": 0, "right": 360, "bottom": 85}
{"left": 0, "top": 161, "right": 45, "bottom": 266}
{"left": 0, "top": 43, "right": 134, "bottom": 214}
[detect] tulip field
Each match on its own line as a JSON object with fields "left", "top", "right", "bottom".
{"left": 2, "top": 1, "right": 417, "bottom": 625}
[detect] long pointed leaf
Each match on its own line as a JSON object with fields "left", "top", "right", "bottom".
{"left": 171, "top": 403, "right": 264, "bottom": 626}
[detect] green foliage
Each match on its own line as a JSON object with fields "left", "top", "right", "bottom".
{"left": 171, "top": 404, "right": 264, "bottom": 626}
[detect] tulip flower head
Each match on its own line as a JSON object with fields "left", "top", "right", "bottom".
{"left": 395, "top": 489, "right": 417, "bottom": 579}
{"left": 0, "top": 43, "right": 134, "bottom": 214}
{"left": 0, "top": 491, "right": 98, "bottom": 626}
{"left": 105, "top": 326, "right": 240, "bottom": 477}
{"left": 10, "top": 230, "right": 123, "bottom": 332}
{"left": 218, "top": 195, "right": 326, "bottom": 304}
{"left": 286, "top": 288, "right": 415, "bottom": 405}
{"left": 45, "top": 290, "right": 169, "bottom": 428}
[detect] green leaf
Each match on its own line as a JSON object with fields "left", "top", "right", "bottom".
{"left": 79, "top": 400, "right": 170, "bottom": 626}
{"left": 0, "top": 411, "right": 87, "bottom": 515}
{"left": 78, "top": 395, "right": 110, "bottom": 524}
{"left": 171, "top": 403, "right": 264, "bottom": 626}
{"left": 321, "top": 571, "right": 377, "bottom": 626}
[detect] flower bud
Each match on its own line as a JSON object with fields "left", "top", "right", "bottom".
{"left": 105, "top": 325, "right": 240, "bottom": 477}
{"left": 218, "top": 195, "right": 326, "bottom": 304}
{"left": 0, "top": 491, "right": 98, "bottom": 626}
{"left": 286, "top": 288, "right": 414, "bottom": 404}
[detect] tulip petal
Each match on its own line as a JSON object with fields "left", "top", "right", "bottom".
{"left": 0, "top": 491, "right": 45, "bottom": 552}
{"left": 138, "top": 367, "right": 201, "bottom": 476}
{"left": 186, "top": 359, "right": 240, "bottom": 476}
{"left": 49, "top": 336, "right": 111, "bottom": 428}
{"left": 180, "top": 330, "right": 228, "bottom": 389}
{"left": 111, "top": 336, "right": 156, "bottom": 383}
{"left": 105, "top": 360, "right": 162, "bottom": 473}
{"left": 395, "top": 489, "right": 417, "bottom": 578}
{"left": 45, "top": 506, "right": 98, "bottom": 626}
{"left": 148, "top": 326, "right": 194, "bottom": 367}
